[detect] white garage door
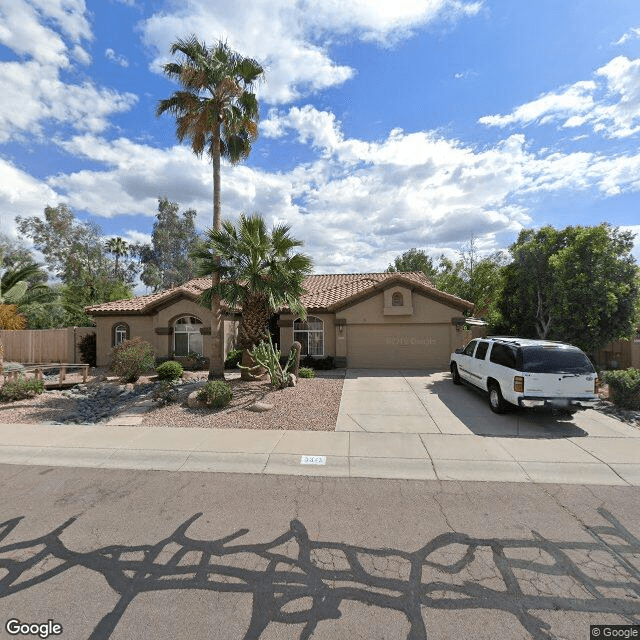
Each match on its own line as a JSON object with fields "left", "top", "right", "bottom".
{"left": 347, "top": 324, "right": 451, "bottom": 369}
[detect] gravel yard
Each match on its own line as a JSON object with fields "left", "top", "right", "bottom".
{"left": 0, "top": 370, "right": 344, "bottom": 431}
{"left": 143, "top": 376, "right": 343, "bottom": 430}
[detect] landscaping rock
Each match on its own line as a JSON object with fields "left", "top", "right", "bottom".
{"left": 187, "top": 389, "right": 208, "bottom": 409}
{"left": 247, "top": 401, "right": 274, "bottom": 412}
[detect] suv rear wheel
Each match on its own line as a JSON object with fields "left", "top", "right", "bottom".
{"left": 488, "top": 382, "right": 508, "bottom": 414}
{"left": 450, "top": 363, "right": 461, "bottom": 385}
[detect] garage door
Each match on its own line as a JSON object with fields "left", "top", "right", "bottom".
{"left": 347, "top": 324, "right": 451, "bottom": 369}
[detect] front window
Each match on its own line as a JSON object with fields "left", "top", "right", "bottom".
{"left": 294, "top": 316, "right": 324, "bottom": 356}
{"left": 113, "top": 324, "right": 128, "bottom": 347}
{"left": 392, "top": 292, "right": 404, "bottom": 306}
{"left": 173, "top": 316, "right": 203, "bottom": 356}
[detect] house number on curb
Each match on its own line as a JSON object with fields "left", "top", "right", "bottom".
{"left": 300, "top": 455, "right": 326, "bottom": 465}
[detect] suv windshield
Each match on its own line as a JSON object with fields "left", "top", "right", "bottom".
{"left": 522, "top": 347, "right": 594, "bottom": 374}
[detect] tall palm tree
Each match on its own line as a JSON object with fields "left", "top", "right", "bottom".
{"left": 105, "top": 237, "right": 129, "bottom": 278}
{"left": 192, "top": 214, "right": 313, "bottom": 379}
{"left": 157, "top": 36, "right": 264, "bottom": 378}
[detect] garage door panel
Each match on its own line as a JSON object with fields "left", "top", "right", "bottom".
{"left": 348, "top": 324, "right": 450, "bottom": 369}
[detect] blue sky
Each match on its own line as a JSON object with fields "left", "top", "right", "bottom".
{"left": 1, "top": 0, "right": 640, "bottom": 283}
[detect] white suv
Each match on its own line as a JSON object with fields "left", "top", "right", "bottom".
{"left": 449, "top": 337, "right": 599, "bottom": 414}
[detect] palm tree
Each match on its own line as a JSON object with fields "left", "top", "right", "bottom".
{"left": 157, "top": 36, "right": 264, "bottom": 378}
{"left": 192, "top": 214, "right": 313, "bottom": 379}
{"left": 105, "top": 237, "right": 129, "bottom": 278}
{"left": 0, "top": 255, "right": 50, "bottom": 368}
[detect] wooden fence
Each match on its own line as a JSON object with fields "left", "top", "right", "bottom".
{"left": 0, "top": 328, "right": 95, "bottom": 364}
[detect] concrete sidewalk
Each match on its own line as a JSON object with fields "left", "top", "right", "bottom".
{"left": 1, "top": 419, "right": 639, "bottom": 485}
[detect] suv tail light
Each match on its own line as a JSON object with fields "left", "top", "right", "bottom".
{"left": 514, "top": 376, "right": 524, "bottom": 392}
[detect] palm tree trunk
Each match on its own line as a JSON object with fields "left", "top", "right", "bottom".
{"left": 208, "top": 118, "right": 225, "bottom": 379}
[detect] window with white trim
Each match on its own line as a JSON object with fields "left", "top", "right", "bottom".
{"left": 173, "top": 316, "right": 203, "bottom": 356}
{"left": 293, "top": 316, "right": 324, "bottom": 356}
{"left": 113, "top": 324, "right": 128, "bottom": 347}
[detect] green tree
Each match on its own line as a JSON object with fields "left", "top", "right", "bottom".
{"left": 192, "top": 214, "right": 312, "bottom": 379}
{"left": 499, "top": 224, "right": 640, "bottom": 353}
{"left": 16, "top": 204, "right": 135, "bottom": 313}
{"left": 157, "top": 36, "right": 264, "bottom": 379}
{"left": 386, "top": 248, "right": 438, "bottom": 280}
{"left": 386, "top": 242, "right": 507, "bottom": 317}
{"left": 132, "top": 198, "right": 200, "bottom": 292}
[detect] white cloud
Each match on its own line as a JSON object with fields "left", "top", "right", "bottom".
{"left": 480, "top": 56, "right": 640, "bottom": 139}
{"left": 105, "top": 48, "right": 129, "bottom": 68}
{"left": 141, "top": 0, "right": 481, "bottom": 104}
{"left": 9, "top": 103, "right": 640, "bottom": 274}
{"left": 0, "top": 158, "right": 60, "bottom": 240}
{"left": 0, "top": 60, "right": 138, "bottom": 142}
{"left": 614, "top": 27, "right": 640, "bottom": 46}
{"left": 0, "top": 1, "right": 137, "bottom": 142}
{"left": 0, "top": 0, "right": 91, "bottom": 66}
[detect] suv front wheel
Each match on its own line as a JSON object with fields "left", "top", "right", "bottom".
{"left": 488, "top": 382, "right": 508, "bottom": 414}
{"left": 450, "top": 362, "right": 461, "bottom": 385}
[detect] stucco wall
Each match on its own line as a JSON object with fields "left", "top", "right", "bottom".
{"left": 279, "top": 313, "right": 336, "bottom": 357}
{"left": 337, "top": 290, "right": 457, "bottom": 325}
{"left": 93, "top": 298, "right": 238, "bottom": 366}
{"left": 278, "top": 291, "right": 466, "bottom": 368}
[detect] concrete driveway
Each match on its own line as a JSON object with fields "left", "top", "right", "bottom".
{"left": 336, "top": 369, "right": 640, "bottom": 484}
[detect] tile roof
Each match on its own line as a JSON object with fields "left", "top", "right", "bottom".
{"left": 85, "top": 272, "right": 473, "bottom": 315}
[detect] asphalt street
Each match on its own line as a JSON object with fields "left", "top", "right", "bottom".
{"left": 0, "top": 464, "right": 639, "bottom": 640}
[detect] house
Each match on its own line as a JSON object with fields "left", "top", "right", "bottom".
{"left": 85, "top": 278, "right": 239, "bottom": 368}
{"left": 86, "top": 272, "right": 474, "bottom": 370}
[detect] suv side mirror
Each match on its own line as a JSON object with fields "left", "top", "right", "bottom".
{"left": 454, "top": 348, "right": 464, "bottom": 354}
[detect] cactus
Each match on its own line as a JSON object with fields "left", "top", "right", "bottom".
{"left": 240, "top": 334, "right": 297, "bottom": 388}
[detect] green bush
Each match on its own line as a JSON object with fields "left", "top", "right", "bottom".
{"left": 300, "top": 355, "right": 334, "bottom": 370}
{"left": 225, "top": 348, "right": 243, "bottom": 369}
{"left": 197, "top": 380, "right": 233, "bottom": 408}
{"left": 110, "top": 337, "right": 156, "bottom": 383}
{"left": 602, "top": 368, "right": 640, "bottom": 410}
{"left": 0, "top": 376, "right": 44, "bottom": 402}
{"left": 298, "top": 367, "right": 315, "bottom": 379}
{"left": 153, "top": 380, "right": 179, "bottom": 406}
{"left": 78, "top": 332, "right": 96, "bottom": 367}
{"left": 156, "top": 360, "right": 184, "bottom": 381}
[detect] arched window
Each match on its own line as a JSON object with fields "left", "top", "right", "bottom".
{"left": 112, "top": 323, "right": 129, "bottom": 347}
{"left": 173, "top": 316, "right": 203, "bottom": 356}
{"left": 293, "top": 316, "right": 324, "bottom": 356}
{"left": 392, "top": 292, "right": 404, "bottom": 307}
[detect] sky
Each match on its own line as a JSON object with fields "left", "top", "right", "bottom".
{"left": 1, "top": 0, "right": 640, "bottom": 285}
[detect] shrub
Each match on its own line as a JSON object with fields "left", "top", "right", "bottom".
{"left": 298, "top": 367, "right": 315, "bottom": 379}
{"left": 225, "top": 348, "right": 242, "bottom": 369}
{"left": 196, "top": 380, "right": 232, "bottom": 408}
{"left": 78, "top": 332, "right": 97, "bottom": 367}
{"left": 156, "top": 360, "right": 184, "bottom": 381}
{"left": 110, "top": 337, "right": 156, "bottom": 383}
{"left": 2, "top": 362, "right": 25, "bottom": 374}
{"left": 153, "top": 380, "right": 179, "bottom": 406}
{"left": 300, "top": 355, "right": 334, "bottom": 370}
{"left": 0, "top": 376, "right": 44, "bottom": 402}
{"left": 602, "top": 368, "right": 640, "bottom": 410}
